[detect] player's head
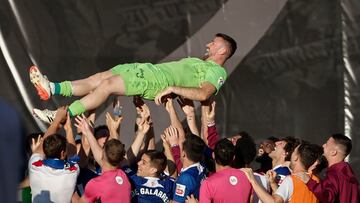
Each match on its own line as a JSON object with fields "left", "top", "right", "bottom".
{"left": 43, "top": 134, "right": 67, "bottom": 159}
{"left": 290, "top": 143, "right": 323, "bottom": 171}
{"left": 94, "top": 125, "right": 110, "bottom": 148}
{"left": 269, "top": 136, "right": 300, "bottom": 162}
{"left": 103, "top": 139, "right": 126, "bottom": 167}
{"left": 232, "top": 134, "right": 257, "bottom": 168}
{"left": 214, "top": 138, "right": 235, "bottom": 166}
{"left": 182, "top": 134, "right": 206, "bottom": 163}
{"left": 323, "top": 133, "right": 352, "bottom": 160}
{"left": 205, "top": 33, "right": 237, "bottom": 60}
{"left": 137, "top": 150, "right": 167, "bottom": 177}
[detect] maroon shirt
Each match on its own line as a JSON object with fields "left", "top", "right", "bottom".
{"left": 306, "top": 161, "right": 360, "bottom": 203}
{"left": 170, "top": 125, "right": 220, "bottom": 174}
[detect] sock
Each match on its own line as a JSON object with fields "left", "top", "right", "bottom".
{"left": 53, "top": 81, "right": 73, "bottom": 97}
{"left": 68, "top": 100, "right": 86, "bottom": 117}
{"left": 49, "top": 83, "right": 55, "bottom": 95}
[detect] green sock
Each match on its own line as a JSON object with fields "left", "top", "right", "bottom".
{"left": 68, "top": 100, "right": 86, "bottom": 116}
{"left": 54, "top": 81, "right": 73, "bottom": 97}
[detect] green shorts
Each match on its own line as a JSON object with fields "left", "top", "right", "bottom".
{"left": 111, "top": 63, "right": 168, "bottom": 100}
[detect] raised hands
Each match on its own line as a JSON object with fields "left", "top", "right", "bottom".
{"left": 154, "top": 87, "right": 174, "bottom": 105}
{"left": 135, "top": 103, "right": 151, "bottom": 135}
{"left": 31, "top": 134, "right": 43, "bottom": 154}
{"left": 205, "top": 101, "right": 216, "bottom": 124}
{"left": 63, "top": 113, "right": 72, "bottom": 132}
{"left": 177, "top": 97, "right": 195, "bottom": 117}
{"left": 106, "top": 112, "right": 123, "bottom": 132}
{"left": 162, "top": 126, "right": 179, "bottom": 147}
{"left": 54, "top": 106, "right": 68, "bottom": 124}
{"left": 74, "top": 114, "right": 103, "bottom": 166}
{"left": 74, "top": 114, "right": 93, "bottom": 136}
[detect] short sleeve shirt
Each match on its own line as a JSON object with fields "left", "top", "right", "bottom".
{"left": 123, "top": 166, "right": 174, "bottom": 203}
{"left": 173, "top": 163, "right": 206, "bottom": 203}
{"left": 29, "top": 154, "right": 80, "bottom": 203}
{"left": 157, "top": 58, "right": 227, "bottom": 93}
{"left": 199, "top": 168, "right": 252, "bottom": 203}
{"left": 83, "top": 168, "right": 131, "bottom": 203}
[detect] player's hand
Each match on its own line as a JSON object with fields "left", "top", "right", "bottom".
{"left": 185, "top": 194, "right": 198, "bottom": 203}
{"left": 164, "top": 125, "right": 179, "bottom": 147}
{"left": 155, "top": 87, "right": 173, "bottom": 105}
{"left": 266, "top": 170, "right": 277, "bottom": 184}
{"left": 177, "top": 98, "right": 195, "bottom": 117}
{"left": 206, "top": 101, "right": 216, "bottom": 124}
{"left": 54, "top": 106, "right": 67, "bottom": 123}
{"left": 63, "top": 113, "right": 72, "bottom": 132}
{"left": 240, "top": 168, "right": 256, "bottom": 184}
{"left": 31, "top": 134, "right": 43, "bottom": 153}
{"left": 74, "top": 114, "right": 93, "bottom": 136}
{"left": 106, "top": 112, "right": 123, "bottom": 131}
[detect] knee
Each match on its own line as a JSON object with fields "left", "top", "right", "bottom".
{"left": 98, "top": 76, "right": 125, "bottom": 95}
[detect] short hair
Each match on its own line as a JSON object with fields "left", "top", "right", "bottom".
{"left": 297, "top": 143, "right": 324, "bottom": 170}
{"left": 104, "top": 139, "right": 125, "bottom": 167}
{"left": 144, "top": 150, "right": 167, "bottom": 176}
{"left": 215, "top": 33, "right": 237, "bottom": 59}
{"left": 94, "top": 125, "right": 110, "bottom": 140}
{"left": 331, "top": 133, "right": 352, "bottom": 156}
{"left": 183, "top": 134, "right": 206, "bottom": 163}
{"left": 43, "top": 134, "right": 67, "bottom": 159}
{"left": 267, "top": 136, "right": 279, "bottom": 143}
{"left": 214, "top": 138, "right": 235, "bottom": 166}
{"left": 281, "top": 136, "right": 300, "bottom": 161}
{"left": 233, "top": 134, "right": 257, "bottom": 168}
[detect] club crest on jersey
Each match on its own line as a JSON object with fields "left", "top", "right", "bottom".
{"left": 115, "top": 176, "right": 123, "bottom": 185}
{"left": 229, "top": 176, "right": 238, "bottom": 185}
{"left": 218, "top": 77, "right": 224, "bottom": 86}
{"left": 175, "top": 183, "right": 186, "bottom": 197}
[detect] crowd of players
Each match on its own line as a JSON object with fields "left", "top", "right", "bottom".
{"left": 18, "top": 97, "right": 359, "bottom": 203}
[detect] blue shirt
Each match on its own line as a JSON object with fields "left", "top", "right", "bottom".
{"left": 123, "top": 166, "right": 174, "bottom": 203}
{"left": 173, "top": 163, "right": 206, "bottom": 203}
{"left": 273, "top": 165, "right": 291, "bottom": 185}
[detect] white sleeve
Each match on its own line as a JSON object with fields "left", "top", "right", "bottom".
{"left": 274, "top": 176, "right": 293, "bottom": 202}
{"left": 28, "top": 153, "right": 44, "bottom": 168}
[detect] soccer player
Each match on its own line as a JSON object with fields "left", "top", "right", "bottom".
{"left": 199, "top": 138, "right": 252, "bottom": 203}
{"left": 29, "top": 107, "right": 80, "bottom": 203}
{"left": 30, "top": 33, "right": 237, "bottom": 123}
{"left": 173, "top": 134, "right": 206, "bottom": 203}
{"left": 296, "top": 134, "right": 360, "bottom": 203}
{"left": 242, "top": 143, "right": 323, "bottom": 203}
{"left": 74, "top": 115, "right": 131, "bottom": 203}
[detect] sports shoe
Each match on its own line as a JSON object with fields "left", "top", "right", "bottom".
{"left": 33, "top": 108, "right": 57, "bottom": 124}
{"left": 29, "top": 66, "right": 51, "bottom": 100}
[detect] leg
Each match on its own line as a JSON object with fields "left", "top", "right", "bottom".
{"left": 30, "top": 66, "right": 115, "bottom": 100}
{"left": 70, "top": 70, "right": 114, "bottom": 96}
{"left": 69, "top": 75, "right": 126, "bottom": 115}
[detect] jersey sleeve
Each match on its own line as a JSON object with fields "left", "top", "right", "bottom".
{"left": 203, "top": 66, "right": 227, "bottom": 94}
{"left": 83, "top": 179, "right": 100, "bottom": 203}
{"left": 173, "top": 173, "right": 196, "bottom": 203}
{"left": 28, "top": 153, "right": 43, "bottom": 169}
{"left": 274, "top": 176, "right": 294, "bottom": 202}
